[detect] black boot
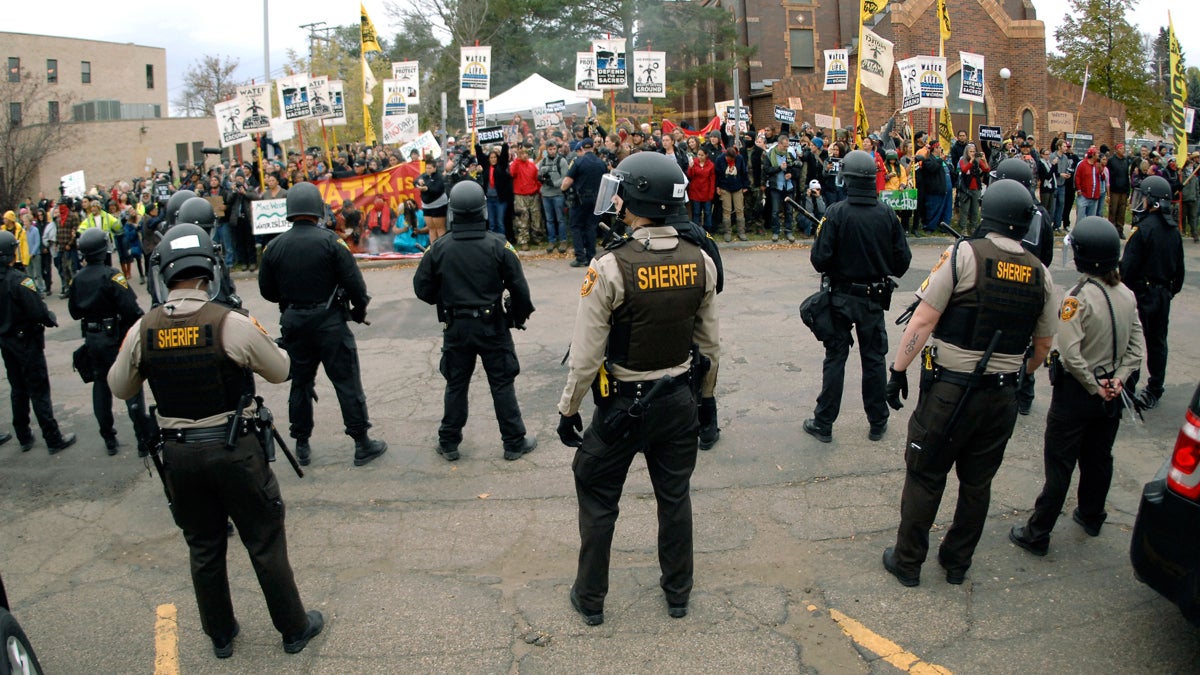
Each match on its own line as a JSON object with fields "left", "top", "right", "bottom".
{"left": 698, "top": 397, "right": 719, "bottom": 450}
{"left": 352, "top": 434, "right": 387, "bottom": 466}
{"left": 48, "top": 432, "right": 77, "bottom": 455}
{"left": 296, "top": 439, "right": 312, "bottom": 466}
{"left": 103, "top": 434, "right": 119, "bottom": 456}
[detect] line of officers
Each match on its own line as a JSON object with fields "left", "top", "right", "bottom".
{"left": 0, "top": 146, "right": 1184, "bottom": 655}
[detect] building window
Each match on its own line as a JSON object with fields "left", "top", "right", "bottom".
{"left": 9, "top": 102, "right": 22, "bottom": 128}
{"left": 789, "top": 29, "right": 815, "bottom": 70}
{"left": 48, "top": 101, "right": 59, "bottom": 123}
{"left": 146, "top": 64, "right": 154, "bottom": 89}
{"left": 46, "top": 58, "right": 57, "bottom": 83}
{"left": 1022, "top": 108, "right": 1035, "bottom": 137}
{"left": 7, "top": 57, "right": 19, "bottom": 83}
{"left": 81, "top": 61, "right": 91, "bottom": 84}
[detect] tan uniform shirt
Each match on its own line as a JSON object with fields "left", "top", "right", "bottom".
{"left": 915, "top": 232, "right": 1059, "bottom": 373}
{"left": 108, "top": 288, "right": 290, "bottom": 429}
{"left": 1057, "top": 275, "right": 1144, "bottom": 395}
{"left": 557, "top": 226, "right": 720, "bottom": 416}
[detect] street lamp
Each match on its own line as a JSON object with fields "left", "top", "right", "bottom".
{"left": 999, "top": 67, "right": 1012, "bottom": 95}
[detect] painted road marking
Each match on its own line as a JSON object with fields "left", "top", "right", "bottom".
{"left": 154, "top": 603, "right": 179, "bottom": 675}
{"left": 829, "top": 608, "right": 953, "bottom": 674}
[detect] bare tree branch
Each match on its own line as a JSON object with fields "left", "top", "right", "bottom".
{"left": 172, "top": 55, "right": 241, "bottom": 117}
{"left": 0, "top": 69, "right": 81, "bottom": 208}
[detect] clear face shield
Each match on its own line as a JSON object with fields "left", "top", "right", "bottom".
{"left": 1021, "top": 207, "right": 1043, "bottom": 250}
{"left": 594, "top": 173, "right": 624, "bottom": 215}
{"left": 150, "top": 236, "right": 220, "bottom": 303}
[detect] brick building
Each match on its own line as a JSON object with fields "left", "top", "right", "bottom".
{"left": 2, "top": 32, "right": 219, "bottom": 199}
{"left": 676, "top": 0, "right": 1124, "bottom": 150}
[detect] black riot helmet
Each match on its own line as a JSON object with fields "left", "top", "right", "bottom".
{"left": 286, "top": 182, "right": 326, "bottom": 222}
{"left": 449, "top": 181, "right": 487, "bottom": 224}
{"left": 978, "top": 179, "right": 1039, "bottom": 240}
{"left": 841, "top": 150, "right": 879, "bottom": 204}
{"left": 78, "top": 227, "right": 110, "bottom": 263}
{"left": 164, "top": 189, "right": 198, "bottom": 227}
{"left": 1136, "top": 175, "right": 1172, "bottom": 213}
{"left": 156, "top": 224, "right": 216, "bottom": 287}
{"left": 600, "top": 151, "right": 687, "bottom": 220}
{"left": 1071, "top": 216, "right": 1121, "bottom": 275}
{"left": 991, "top": 158, "right": 1034, "bottom": 189}
{"left": 0, "top": 230, "right": 17, "bottom": 265}
{"left": 176, "top": 197, "right": 218, "bottom": 233}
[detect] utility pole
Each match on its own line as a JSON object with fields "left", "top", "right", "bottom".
{"left": 299, "top": 21, "right": 334, "bottom": 64}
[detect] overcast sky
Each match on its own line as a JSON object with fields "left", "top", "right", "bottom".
{"left": 4, "top": 0, "right": 1198, "bottom": 111}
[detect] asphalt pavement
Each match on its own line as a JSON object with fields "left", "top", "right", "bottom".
{"left": 2, "top": 235, "right": 1199, "bottom": 674}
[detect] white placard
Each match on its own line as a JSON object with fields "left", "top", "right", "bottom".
{"left": 61, "top": 171, "right": 86, "bottom": 199}
{"left": 460, "top": 46, "right": 491, "bottom": 101}
{"left": 632, "top": 51, "right": 666, "bottom": 98}
{"left": 237, "top": 84, "right": 272, "bottom": 131}
{"left": 398, "top": 131, "right": 442, "bottom": 162}
{"left": 859, "top": 27, "right": 894, "bottom": 96}
{"left": 916, "top": 55, "right": 948, "bottom": 109}
{"left": 593, "top": 38, "right": 628, "bottom": 90}
{"left": 959, "top": 52, "right": 985, "bottom": 103}
{"left": 215, "top": 99, "right": 249, "bottom": 148}
{"left": 382, "top": 113, "right": 420, "bottom": 145}
{"left": 252, "top": 198, "right": 291, "bottom": 235}
{"left": 390, "top": 61, "right": 421, "bottom": 105}
{"left": 307, "top": 75, "right": 333, "bottom": 119}
{"left": 823, "top": 49, "right": 849, "bottom": 91}
{"left": 326, "top": 81, "right": 347, "bottom": 126}
{"left": 575, "top": 52, "right": 603, "bottom": 99}
{"left": 270, "top": 117, "right": 295, "bottom": 142}
{"left": 382, "top": 79, "right": 409, "bottom": 116}
{"left": 813, "top": 113, "right": 842, "bottom": 129}
{"left": 276, "top": 74, "right": 312, "bottom": 121}
{"left": 897, "top": 57, "right": 922, "bottom": 113}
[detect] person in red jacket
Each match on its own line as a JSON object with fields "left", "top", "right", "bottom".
{"left": 862, "top": 136, "right": 887, "bottom": 192}
{"left": 1073, "top": 147, "right": 1103, "bottom": 220}
{"left": 954, "top": 143, "right": 989, "bottom": 233}
{"left": 509, "top": 144, "right": 544, "bottom": 250}
{"left": 686, "top": 149, "right": 717, "bottom": 233}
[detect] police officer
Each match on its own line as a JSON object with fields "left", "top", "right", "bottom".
{"left": 881, "top": 179, "right": 1058, "bottom": 586}
{"left": 107, "top": 224, "right": 323, "bottom": 658}
{"left": 560, "top": 138, "right": 608, "bottom": 268}
{"left": 68, "top": 228, "right": 148, "bottom": 455}
{"left": 0, "top": 230, "right": 75, "bottom": 454}
{"left": 991, "top": 157, "right": 1054, "bottom": 416}
{"left": 164, "top": 189, "right": 199, "bottom": 229}
{"left": 803, "top": 150, "right": 911, "bottom": 443}
{"left": 258, "top": 182, "right": 387, "bottom": 467}
{"left": 1120, "top": 175, "right": 1185, "bottom": 410}
{"left": 175, "top": 197, "right": 243, "bottom": 311}
{"left": 557, "top": 152, "right": 719, "bottom": 624}
{"left": 413, "top": 181, "right": 537, "bottom": 461}
{"left": 1010, "top": 216, "right": 1144, "bottom": 555}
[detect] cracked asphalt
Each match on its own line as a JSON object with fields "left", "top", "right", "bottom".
{"left": 2, "top": 237, "right": 1199, "bottom": 673}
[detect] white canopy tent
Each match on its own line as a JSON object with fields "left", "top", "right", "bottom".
{"left": 473, "top": 73, "right": 593, "bottom": 123}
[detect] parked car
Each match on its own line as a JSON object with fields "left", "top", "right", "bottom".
{"left": 0, "top": 571, "right": 44, "bottom": 674}
{"left": 1131, "top": 383, "right": 1200, "bottom": 626}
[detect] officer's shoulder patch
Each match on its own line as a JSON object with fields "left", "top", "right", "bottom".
{"left": 111, "top": 272, "right": 129, "bottom": 289}
{"left": 1060, "top": 296, "right": 1081, "bottom": 321}
{"left": 20, "top": 277, "right": 36, "bottom": 292}
{"left": 929, "top": 249, "right": 951, "bottom": 275}
{"left": 337, "top": 238, "right": 350, "bottom": 250}
{"left": 504, "top": 241, "right": 518, "bottom": 256}
{"left": 250, "top": 315, "right": 270, "bottom": 335}
{"left": 580, "top": 267, "right": 598, "bottom": 297}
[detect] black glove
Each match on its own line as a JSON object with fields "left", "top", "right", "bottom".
{"left": 557, "top": 412, "right": 584, "bottom": 448}
{"left": 45, "top": 310, "right": 58, "bottom": 328}
{"left": 349, "top": 304, "right": 367, "bottom": 324}
{"left": 886, "top": 367, "right": 909, "bottom": 411}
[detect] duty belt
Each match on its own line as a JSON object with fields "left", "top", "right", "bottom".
{"left": 288, "top": 302, "right": 328, "bottom": 311}
{"left": 160, "top": 421, "right": 252, "bottom": 444}
{"left": 932, "top": 365, "right": 1020, "bottom": 389}
{"left": 83, "top": 317, "right": 117, "bottom": 334}
{"left": 450, "top": 306, "right": 497, "bottom": 319}
{"left": 610, "top": 376, "right": 686, "bottom": 398}
{"left": 831, "top": 280, "right": 889, "bottom": 298}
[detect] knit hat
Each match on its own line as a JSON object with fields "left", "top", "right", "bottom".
{"left": 2, "top": 211, "right": 15, "bottom": 223}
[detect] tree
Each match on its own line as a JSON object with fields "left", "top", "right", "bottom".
{"left": 173, "top": 55, "right": 241, "bottom": 117}
{"left": 0, "top": 68, "right": 80, "bottom": 209}
{"left": 1047, "top": 0, "right": 1161, "bottom": 134}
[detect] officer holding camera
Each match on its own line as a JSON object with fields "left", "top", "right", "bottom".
{"left": 413, "top": 181, "right": 537, "bottom": 462}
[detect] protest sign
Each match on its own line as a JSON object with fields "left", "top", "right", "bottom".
{"left": 60, "top": 171, "right": 85, "bottom": 199}
{"left": 382, "top": 79, "right": 409, "bottom": 116}
{"left": 398, "top": 131, "right": 442, "bottom": 161}
{"left": 382, "top": 113, "right": 420, "bottom": 145}
{"left": 252, "top": 198, "right": 290, "bottom": 235}
{"left": 632, "top": 51, "right": 666, "bottom": 98}
{"left": 774, "top": 106, "right": 797, "bottom": 125}
{"left": 880, "top": 189, "right": 918, "bottom": 210}
{"left": 859, "top": 27, "right": 894, "bottom": 96}
{"left": 276, "top": 74, "right": 311, "bottom": 120}
{"left": 916, "top": 56, "right": 947, "bottom": 109}
{"left": 575, "top": 52, "right": 603, "bottom": 98}
{"left": 270, "top": 117, "right": 294, "bottom": 142}
{"left": 545, "top": 99, "right": 566, "bottom": 113}
{"left": 978, "top": 125, "right": 1003, "bottom": 142}
{"left": 533, "top": 108, "right": 563, "bottom": 129}
{"left": 326, "top": 81, "right": 347, "bottom": 126}
{"left": 897, "top": 57, "right": 922, "bottom": 112}
{"left": 237, "top": 84, "right": 272, "bottom": 131}
{"left": 593, "top": 39, "right": 628, "bottom": 89}
{"left": 614, "top": 102, "right": 653, "bottom": 119}
{"left": 1047, "top": 111, "right": 1074, "bottom": 133}
{"left": 959, "top": 52, "right": 985, "bottom": 103}
{"left": 813, "top": 113, "right": 841, "bottom": 129}
{"left": 460, "top": 46, "right": 491, "bottom": 101}
{"left": 390, "top": 61, "right": 420, "bottom": 104}
{"left": 477, "top": 125, "right": 505, "bottom": 144}
{"left": 823, "top": 49, "right": 849, "bottom": 91}
{"left": 215, "top": 99, "right": 248, "bottom": 148}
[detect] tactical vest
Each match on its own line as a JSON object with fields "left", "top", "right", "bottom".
{"left": 606, "top": 238, "right": 706, "bottom": 371}
{"left": 934, "top": 237, "right": 1044, "bottom": 356}
{"left": 138, "top": 301, "right": 253, "bottom": 420}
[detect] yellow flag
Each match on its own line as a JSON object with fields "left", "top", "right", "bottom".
{"left": 860, "top": 0, "right": 888, "bottom": 24}
{"left": 1169, "top": 13, "right": 1188, "bottom": 155}
{"left": 361, "top": 3, "right": 382, "bottom": 53}
{"left": 939, "top": 107, "right": 954, "bottom": 150}
{"left": 363, "top": 104, "right": 377, "bottom": 145}
{"left": 937, "top": 0, "right": 951, "bottom": 42}
{"left": 855, "top": 89, "right": 870, "bottom": 148}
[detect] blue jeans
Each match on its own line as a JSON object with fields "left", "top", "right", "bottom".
{"left": 768, "top": 189, "right": 793, "bottom": 234}
{"left": 690, "top": 201, "right": 714, "bottom": 233}
{"left": 214, "top": 223, "right": 235, "bottom": 266}
{"left": 923, "top": 193, "right": 953, "bottom": 231}
{"left": 1052, "top": 186, "right": 1065, "bottom": 229}
{"left": 569, "top": 205, "right": 599, "bottom": 263}
{"left": 542, "top": 195, "right": 566, "bottom": 243}
{"left": 1076, "top": 195, "right": 1099, "bottom": 221}
{"left": 486, "top": 197, "right": 507, "bottom": 236}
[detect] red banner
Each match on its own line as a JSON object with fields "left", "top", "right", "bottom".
{"left": 313, "top": 163, "right": 423, "bottom": 254}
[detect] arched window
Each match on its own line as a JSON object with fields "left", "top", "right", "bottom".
{"left": 1022, "top": 108, "right": 1034, "bottom": 136}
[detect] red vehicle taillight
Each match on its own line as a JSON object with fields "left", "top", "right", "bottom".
{"left": 1167, "top": 409, "right": 1200, "bottom": 500}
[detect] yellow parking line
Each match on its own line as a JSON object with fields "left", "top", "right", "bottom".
{"left": 154, "top": 603, "right": 179, "bottom": 675}
{"left": 828, "top": 608, "right": 953, "bottom": 674}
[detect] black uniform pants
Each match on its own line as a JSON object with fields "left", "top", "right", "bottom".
{"left": 87, "top": 334, "right": 147, "bottom": 444}
{"left": 281, "top": 308, "right": 370, "bottom": 440}
{"left": 572, "top": 383, "right": 699, "bottom": 610}
{"left": 893, "top": 379, "right": 1018, "bottom": 577}
{"left": 438, "top": 318, "right": 526, "bottom": 450}
{"left": 569, "top": 205, "right": 599, "bottom": 264}
{"left": 0, "top": 332, "right": 61, "bottom": 444}
{"left": 814, "top": 293, "right": 889, "bottom": 430}
{"left": 1134, "top": 286, "right": 1171, "bottom": 397}
{"left": 162, "top": 433, "right": 308, "bottom": 641}
{"left": 1024, "top": 376, "right": 1121, "bottom": 542}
